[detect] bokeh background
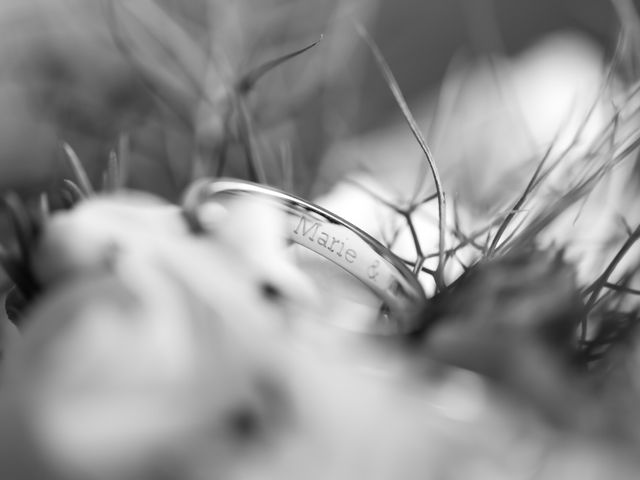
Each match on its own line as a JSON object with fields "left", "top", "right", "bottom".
{"left": 0, "top": 0, "right": 629, "bottom": 201}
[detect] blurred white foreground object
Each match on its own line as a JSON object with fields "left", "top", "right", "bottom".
{"left": 1, "top": 192, "right": 318, "bottom": 479}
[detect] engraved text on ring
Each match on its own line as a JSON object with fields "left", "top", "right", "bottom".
{"left": 292, "top": 216, "right": 357, "bottom": 264}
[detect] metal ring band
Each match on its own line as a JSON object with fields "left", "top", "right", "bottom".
{"left": 182, "top": 178, "right": 427, "bottom": 335}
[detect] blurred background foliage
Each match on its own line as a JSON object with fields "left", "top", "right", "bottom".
{"left": 0, "top": 0, "right": 629, "bottom": 203}
{"left": 356, "top": 0, "right": 624, "bottom": 133}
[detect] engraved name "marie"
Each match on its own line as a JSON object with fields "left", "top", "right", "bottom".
{"left": 292, "top": 215, "right": 357, "bottom": 263}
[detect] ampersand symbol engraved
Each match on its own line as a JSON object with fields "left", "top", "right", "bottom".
{"left": 368, "top": 260, "right": 380, "bottom": 281}
{"left": 386, "top": 280, "right": 400, "bottom": 297}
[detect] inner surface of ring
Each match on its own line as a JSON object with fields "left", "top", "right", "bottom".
{"left": 286, "top": 210, "right": 413, "bottom": 306}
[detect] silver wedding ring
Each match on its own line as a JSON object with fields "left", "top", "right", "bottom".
{"left": 183, "top": 178, "right": 427, "bottom": 334}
